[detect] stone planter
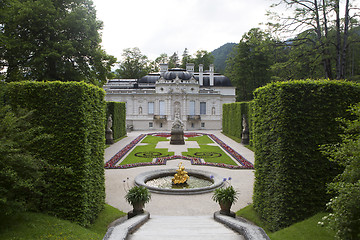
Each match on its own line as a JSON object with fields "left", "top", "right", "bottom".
{"left": 133, "top": 201, "right": 145, "bottom": 214}
{"left": 219, "top": 202, "right": 231, "bottom": 214}
{"left": 219, "top": 202, "right": 235, "bottom": 217}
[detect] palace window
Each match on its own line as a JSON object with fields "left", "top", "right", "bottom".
{"left": 200, "top": 102, "right": 206, "bottom": 115}
{"left": 189, "top": 101, "right": 195, "bottom": 115}
{"left": 148, "top": 102, "right": 154, "bottom": 114}
{"left": 159, "top": 101, "right": 165, "bottom": 115}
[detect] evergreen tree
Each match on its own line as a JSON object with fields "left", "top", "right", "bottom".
{"left": 180, "top": 48, "right": 193, "bottom": 69}
{"left": 226, "top": 28, "right": 273, "bottom": 101}
{"left": 0, "top": 105, "right": 49, "bottom": 216}
{"left": 168, "top": 52, "right": 179, "bottom": 68}
{"left": 116, "top": 47, "right": 150, "bottom": 79}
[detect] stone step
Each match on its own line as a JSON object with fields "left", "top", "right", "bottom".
{"left": 128, "top": 215, "right": 244, "bottom": 240}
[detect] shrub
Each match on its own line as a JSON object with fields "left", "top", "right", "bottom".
{"left": 252, "top": 80, "right": 360, "bottom": 231}
{"left": 5, "top": 81, "right": 106, "bottom": 226}
{"left": 0, "top": 105, "right": 48, "bottom": 216}
{"left": 125, "top": 186, "right": 151, "bottom": 206}
{"left": 321, "top": 103, "right": 360, "bottom": 240}
{"left": 212, "top": 185, "right": 239, "bottom": 204}
{"left": 106, "top": 101, "right": 126, "bottom": 140}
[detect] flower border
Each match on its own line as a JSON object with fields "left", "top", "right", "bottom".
{"left": 104, "top": 132, "right": 254, "bottom": 169}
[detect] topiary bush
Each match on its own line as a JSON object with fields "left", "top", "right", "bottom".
{"left": 106, "top": 101, "right": 126, "bottom": 140}
{"left": 252, "top": 80, "right": 360, "bottom": 231}
{"left": 5, "top": 81, "right": 106, "bottom": 226}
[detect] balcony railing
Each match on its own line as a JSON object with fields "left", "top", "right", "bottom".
{"left": 187, "top": 115, "right": 201, "bottom": 121}
{"left": 154, "top": 115, "right": 167, "bottom": 120}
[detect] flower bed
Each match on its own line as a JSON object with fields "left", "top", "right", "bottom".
{"left": 104, "top": 132, "right": 254, "bottom": 169}
{"left": 104, "top": 134, "right": 146, "bottom": 168}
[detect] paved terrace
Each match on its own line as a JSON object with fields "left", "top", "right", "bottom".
{"left": 105, "top": 130, "right": 255, "bottom": 216}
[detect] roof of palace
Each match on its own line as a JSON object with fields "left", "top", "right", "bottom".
{"left": 138, "top": 68, "right": 232, "bottom": 87}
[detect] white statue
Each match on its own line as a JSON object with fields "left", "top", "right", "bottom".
{"left": 172, "top": 116, "right": 184, "bottom": 130}
{"left": 107, "top": 114, "right": 113, "bottom": 131}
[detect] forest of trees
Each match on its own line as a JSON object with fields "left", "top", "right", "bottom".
{"left": 114, "top": 0, "right": 359, "bottom": 102}
{"left": 226, "top": 0, "right": 360, "bottom": 101}
{"left": 111, "top": 47, "right": 216, "bottom": 80}
{"left": 1, "top": 0, "right": 359, "bottom": 101}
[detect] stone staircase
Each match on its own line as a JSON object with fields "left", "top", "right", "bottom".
{"left": 127, "top": 215, "right": 244, "bottom": 240}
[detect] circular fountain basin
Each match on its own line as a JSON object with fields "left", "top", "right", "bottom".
{"left": 135, "top": 169, "right": 224, "bottom": 195}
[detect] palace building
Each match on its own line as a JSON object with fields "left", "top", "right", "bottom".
{"left": 103, "top": 63, "right": 236, "bottom": 131}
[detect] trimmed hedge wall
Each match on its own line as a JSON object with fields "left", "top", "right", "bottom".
{"left": 5, "top": 81, "right": 106, "bottom": 226}
{"left": 222, "top": 101, "right": 252, "bottom": 144}
{"left": 106, "top": 101, "right": 126, "bottom": 140}
{"left": 252, "top": 80, "right": 360, "bottom": 231}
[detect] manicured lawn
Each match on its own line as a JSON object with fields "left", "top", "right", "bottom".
{"left": 119, "top": 135, "right": 174, "bottom": 165}
{"left": 120, "top": 144, "right": 174, "bottom": 165}
{"left": 120, "top": 135, "right": 237, "bottom": 165}
{"left": 182, "top": 145, "right": 238, "bottom": 165}
{"left": 236, "top": 205, "right": 336, "bottom": 240}
{"left": 183, "top": 135, "right": 238, "bottom": 165}
{"left": 119, "top": 134, "right": 239, "bottom": 166}
{"left": 186, "top": 135, "right": 214, "bottom": 144}
{"left": 140, "top": 135, "right": 169, "bottom": 144}
{"left": 0, "top": 205, "right": 125, "bottom": 240}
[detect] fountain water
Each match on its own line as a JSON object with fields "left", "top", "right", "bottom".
{"left": 135, "top": 167, "right": 224, "bottom": 195}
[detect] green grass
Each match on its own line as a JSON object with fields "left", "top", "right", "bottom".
{"left": 140, "top": 135, "right": 169, "bottom": 144}
{"left": 0, "top": 204, "right": 126, "bottom": 240}
{"left": 186, "top": 135, "right": 214, "bottom": 144}
{"left": 120, "top": 144, "right": 174, "bottom": 165}
{"left": 236, "top": 205, "right": 336, "bottom": 240}
{"left": 182, "top": 145, "right": 238, "bottom": 165}
{"left": 120, "top": 134, "right": 238, "bottom": 166}
{"left": 120, "top": 135, "right": 173, "bottom": 165}
{"left": 184, "top": 135, "right": 238, "bottom": 165}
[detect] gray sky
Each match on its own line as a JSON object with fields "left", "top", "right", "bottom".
{"left": 92, "top": 0, "right": 272, "bottom": 61}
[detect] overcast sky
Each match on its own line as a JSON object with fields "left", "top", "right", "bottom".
{"left": 92, "top": 0, "right": 273, "bottom": 61}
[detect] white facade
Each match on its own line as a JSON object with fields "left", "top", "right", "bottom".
{"left": 103, "top": 63, "right": 235, "bottom": 131}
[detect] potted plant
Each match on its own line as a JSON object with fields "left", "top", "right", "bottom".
{"left": 212, "top": 185, "right": 238, "bottom": 216}
{"left": 125, "top": 186, "right": 151, "bottom": 215}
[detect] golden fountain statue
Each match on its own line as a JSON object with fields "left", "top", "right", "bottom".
{"left": 172, "top": 162, "right": 189, "bottom": 185}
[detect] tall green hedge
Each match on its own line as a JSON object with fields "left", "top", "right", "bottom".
{"left": 222, "top": 101, "right": 252, "bottom": 144}
{"left": 106, "top": 101, "right": 126, "bottom": 140}
{"left": 5, "top": 81, "right": 106, "bottom": 226}
{"left": 252, "top": 80, "right": 360, "bottom": 231}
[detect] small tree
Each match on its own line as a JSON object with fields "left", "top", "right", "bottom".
{"left": 0, "top": 105, "right": 49, "bottom": 216}
{"left": 321, "top": 103, "right": 360, "bottom": 239}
